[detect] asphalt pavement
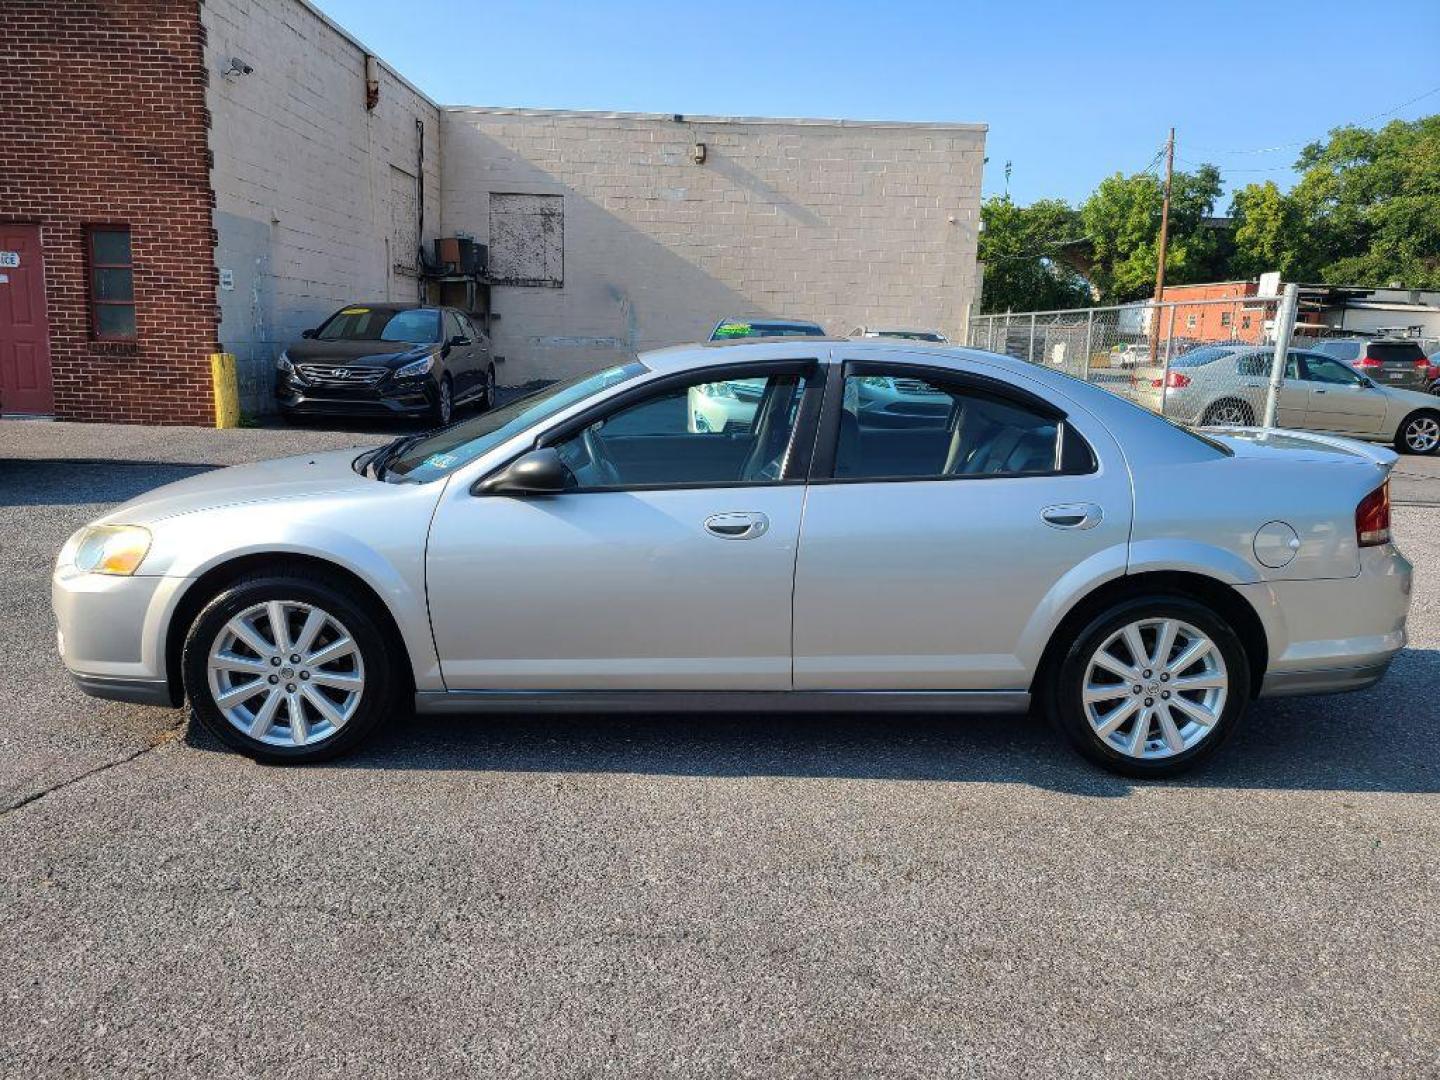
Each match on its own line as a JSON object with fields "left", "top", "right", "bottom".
{"left": 1, "top": 420, "right": 1437, "bottom": 1078}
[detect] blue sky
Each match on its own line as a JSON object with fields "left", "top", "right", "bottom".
{"left": 318, "top": 0, "right": 1440, "bottom": 208}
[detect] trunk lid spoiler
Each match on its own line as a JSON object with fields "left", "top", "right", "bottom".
{"left": 1203, "top": 426, "right": 1398, "bottom": 475}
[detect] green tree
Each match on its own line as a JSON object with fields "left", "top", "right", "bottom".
{"left": 1289, "top": 116, "right": 1440, "bottom": 288}
{"left": 1078, "top": 164, "right": 1225, "bottom": 303}
{"left": 1229, "top": 180, "right": 1305, "bottom": 279}
{"left": 977, "top": 196, "right": 1092, "bottom": 313}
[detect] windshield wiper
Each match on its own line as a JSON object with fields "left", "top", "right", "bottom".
{"left": 366, "top": 432, "right": 426, "bottom": 481}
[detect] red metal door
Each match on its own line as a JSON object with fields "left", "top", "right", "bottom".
{"left": 0, "top": 225, "right": 54, "bottom": 415}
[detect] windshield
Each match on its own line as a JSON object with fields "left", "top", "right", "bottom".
{"left": 381, "top": 362, "right": 646, "bottom": 482}
{"left": 1170, "top": 345, "right": 1235, "bottom": 368}
{"left": 317, "top": 307, "right": 441, "bottom": 344}
{"left": 711, "top": 320, "right": 824, "bottom": 340}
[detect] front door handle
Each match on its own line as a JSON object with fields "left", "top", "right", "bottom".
{"left": 704, "top": 512, "right": 769, "bottom": 540}
{"left": 1041, "top": 503, "right": 1103, "bottom": 530}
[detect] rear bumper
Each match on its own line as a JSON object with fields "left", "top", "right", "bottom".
{"left": 1238, "top": 543, "right": 1411, "bottom": 698}
{"left": 1259, "top": 659, "right": 1393, "bottom": 698}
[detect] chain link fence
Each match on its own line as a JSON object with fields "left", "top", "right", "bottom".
{"left": 966, "top": 290, "right": 1302, "bottom": 428}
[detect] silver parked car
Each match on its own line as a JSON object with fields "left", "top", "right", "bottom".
{"left": 54, "top": 341, "right": 1412, "bottom": 777}
{"left": 1132, "top": 345, "right": 1440, "bottom": 455}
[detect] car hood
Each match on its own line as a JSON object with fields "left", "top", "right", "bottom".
{"left": 1206, "top": 428, "right": 1398, "bottom": 471}
{"left": 96, "top": 447, "right": 387, "bottom": 526}
{"left": 284, "top": 340, "right": 434, "bottom": 365}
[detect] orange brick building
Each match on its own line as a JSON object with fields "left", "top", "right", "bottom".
{"left": 1158, "top": 281, "right": 1268, "bottom": 345}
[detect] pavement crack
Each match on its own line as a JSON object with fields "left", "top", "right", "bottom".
{"left": 0, "top": 726, "right": 183, "bottom": 818}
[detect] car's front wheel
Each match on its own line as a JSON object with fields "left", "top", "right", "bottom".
{"left": 1045, "top": 595, "right": 1251, "bottom": 778}
{"left": 1396, "top": 410, "right": 1440, "bottom": 455}
{"left": 430, "top": 375, "right": 454, "bottom": 426}
{"left": 182, "top": 574, "right": 400, "bottom": 763}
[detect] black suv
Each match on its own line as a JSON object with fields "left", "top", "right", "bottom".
{"left": 276, "top": 303, "right": 494, "bottom": 425}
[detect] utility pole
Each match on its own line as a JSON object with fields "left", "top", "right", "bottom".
{"left": 1149, "top": 127, "right": 1175, "bottom": 361}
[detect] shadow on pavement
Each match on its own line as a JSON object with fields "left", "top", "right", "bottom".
{"left": 0, "top": 460, "right": 215, "bottom": 508}
{"left": 181, "top": 647, "right": 1440, "bottom": 797}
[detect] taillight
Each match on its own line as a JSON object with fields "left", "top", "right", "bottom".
{"left": 1414, "top": 357, "right": 1431, "bottom": 369}
{"left": 1150, "top": 371, "right": 1191, "bottom": 389}
{"left": 1356, "top": 482, "right": 1391, "bottom": 547}
{"left": 1356, "top": 356, "right": 1384, "bottom": 369}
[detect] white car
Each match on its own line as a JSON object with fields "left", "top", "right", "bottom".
{"left": 54, "top": 340, "right": 1411, "bottom": 778}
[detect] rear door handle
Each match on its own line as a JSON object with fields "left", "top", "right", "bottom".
{"left": 704, "top": 511, "right": 769, "bottom": 540}
{"left": 1042, "top": 503, "right": 1103, "bottom": 530}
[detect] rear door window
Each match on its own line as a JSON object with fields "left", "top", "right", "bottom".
{"left": 830, "top": 369, "right": 1087, "bottom": 480}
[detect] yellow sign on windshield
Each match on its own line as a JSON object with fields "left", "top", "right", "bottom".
{"left": 341, "top": 307, "right": 370, "bottom": 315}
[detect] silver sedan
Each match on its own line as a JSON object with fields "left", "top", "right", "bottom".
{"left": 54, "top": 341, "right": 1413, "bottom": 777}
{"left": 1132, "top": 345, "right": 1440, "bottom": 454}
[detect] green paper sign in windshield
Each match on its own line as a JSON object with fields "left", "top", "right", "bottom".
{"left": 713, "top": 322, "right": 754, "bottom": 338}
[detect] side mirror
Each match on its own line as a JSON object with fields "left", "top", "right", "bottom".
{"left": 301, "top": 328, "right": 317, "bottom": 339}
{"left": 448, "top": 335, "right": 469, "bottom": 348}
{"left": 475, "top": 448, "right": 574, "bottom": 496}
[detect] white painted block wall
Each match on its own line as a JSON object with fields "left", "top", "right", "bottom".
{"left": 441, "top": 108, "right": 984, "bottom": 384}
{"left": 204, "top": 0, "right": 441, "bottom": 411}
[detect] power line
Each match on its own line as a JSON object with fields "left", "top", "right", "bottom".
{"left": 1188, "top": 82, "right": 1440, "bottom": 156}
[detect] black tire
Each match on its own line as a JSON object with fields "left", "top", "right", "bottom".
{"left": 182, "top": 573, "right": 401, "bottom": 764}
{"left": 430, "top": 375, "right": 454, "bottom": 426}
{"left": 1201, "top": 398, "right": 1254, "bottom": 427}
{"left": 1394, "top": 410, "right": 1440, "bottom": 455}
{"left": 1043, "top": 594, "right": 1251, "bottom": 779}
{"left": 479, "top": 366, "right": 496, "bottom": 412}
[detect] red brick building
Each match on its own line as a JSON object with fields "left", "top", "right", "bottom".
{"left": 0, "top": 0, "right": 219, "bottom": 424}
{"left": 1158, "top": 281, "right": 1267, "bottom": 345}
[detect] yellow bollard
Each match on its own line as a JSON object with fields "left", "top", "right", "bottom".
{"left": 210, "top": 352, "right": 240, "bottom": 429}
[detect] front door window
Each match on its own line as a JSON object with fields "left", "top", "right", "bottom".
{"left": 552, "top": 372, "right": 809, "bottom": 488}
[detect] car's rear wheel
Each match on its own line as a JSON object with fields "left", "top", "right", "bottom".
{"left": 1395, "top": 410, "right": 1440, "bottom": 455}
{"left": 182, "top": 574, "right": 399, "bottom": 763}
{"left": 1045, "top": 595, "right": 1251, "bottom": 778}
{"left": 1201, "top": 399, "right": 1253, "bottom": 427}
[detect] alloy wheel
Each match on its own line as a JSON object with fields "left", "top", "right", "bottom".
{"left": 1404, "top": 415, "right": 1440, "bottom": 453}
{"left": 1081, "top": 617, "right": 1228, "bottom": 760}
{"left": 438, "top": 380, "right": 453, "bottom": 425}
{"left": 206, "top": 600, "right": 365, "bottom": 747}
{"left": 1207, "top": 401, "right": 1250, "bottom": 426}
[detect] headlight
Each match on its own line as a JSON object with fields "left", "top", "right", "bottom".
{"left": 66, "top": 525, "right": 152, "bottom": 576}
{"left": 276, "top": 350, "right": 295, "bottom": 375}
{"left": 394, "top": 353, "right": 435, "bottom": 378}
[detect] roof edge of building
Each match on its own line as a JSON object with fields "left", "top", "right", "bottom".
{"left": 441, "top": 104, "right": 987, "bottom": 132}
{"left": 289, "top": 0, "right": 441, "bottom": 109}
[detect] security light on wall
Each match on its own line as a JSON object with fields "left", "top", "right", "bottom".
{"left": 222, "top": 57, "right": 253, "bottom": 78}
{"left": 692, "top": 142, "right": 706, "bottom": 165}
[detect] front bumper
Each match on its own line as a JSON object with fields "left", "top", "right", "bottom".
{"left": 53, "top": 567, "right": 187, "bottom": 707}
{"left": 275, "top": 374, "right": 436, "bottom": 417}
